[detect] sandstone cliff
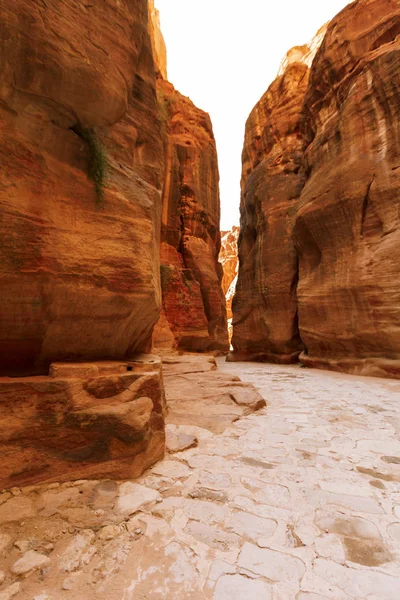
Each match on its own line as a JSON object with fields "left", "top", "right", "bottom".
{"left": 153, "top": 80, "right": 229, "bottom": 352}
{"left": 233, "top": 0, "right": 400, "bottom": 378}
{"left": 0, "top": 0, "right": 164, "bottom": 376}
{"left": 294, "top": 0, "right": 400, "bottom": 377}
{"left": 231, "top": 34, "right": 324, "bottom": 362}
{"left": 0, "top": 0, "right": 167, "bottom": 485}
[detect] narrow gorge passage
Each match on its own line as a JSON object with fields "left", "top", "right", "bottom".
{"left": 1, "top": 360, "right": 399, "bottom": 599}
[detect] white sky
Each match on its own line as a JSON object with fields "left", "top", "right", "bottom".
{"left": 156, "top": 0, "right": 350, "bottom": 230}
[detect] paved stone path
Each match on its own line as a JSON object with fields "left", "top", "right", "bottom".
{"left": 0, "top": 361, "right": 400, "bottom": 599}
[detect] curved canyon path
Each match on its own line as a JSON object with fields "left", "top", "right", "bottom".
{"left": 1, "top": 359, "right": 400, "bottom": 599}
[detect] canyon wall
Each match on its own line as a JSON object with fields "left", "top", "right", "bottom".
{"left": 233, "top": 0, "right": 400, "bottom": 378}
{"left": 0, "top": 0, "right": 167, "bottom": 486}
{"left": 295, "top": 0, "right": 400, "bottom": 377}
{"left": 0, "top": 0, "right": 164, "bottom": 377}
{"left": 231, "top": 33, "right": 325, "bottom": 362}
{"left": 153, "top": 80, "right": 229, "bottom": 352}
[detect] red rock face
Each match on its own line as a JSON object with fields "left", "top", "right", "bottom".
{"left": 294, "top": 0, "right": 400, "bottom": 377}
{"left": 0, "top": 0, "right": 164, "bottom": 375}
{"left": 234, "top": 0, "right": 400, "bottom": 378}
{"left": 153, "top": 80, "right": 229, "bottom": 352}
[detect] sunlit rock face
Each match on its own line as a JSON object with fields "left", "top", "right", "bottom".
{"left": 148, "top": 0, "right": 168, "bottom": 79}
{"left": 0, "top": 0, "right": 164, "bottom": 376}
{"left": 233, "top": 0, "right": 400, "bottom": 378}
{"left": 220, "top": 227, "right": 240, "bottom": 317}
{"left": 294, "top": 0, "right": 400, "bottom": 377}
{"left": 153, "top": 79, "right": 229, "bottom": 353}
{"left": 231, "top": 31, "right": 325, "bottom": 363}
{"left": 220, "top": 227, "right": 240, "bottom": 342}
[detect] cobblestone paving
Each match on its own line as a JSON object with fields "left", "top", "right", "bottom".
{"left": 0, "top": 362, "right": 399, "bottom": 599}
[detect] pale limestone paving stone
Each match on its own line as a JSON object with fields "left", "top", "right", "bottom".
{"left": 207, "top": 559, "right": 237, "bottom": 582}
{"left": 151, "top": 460, "right": 192, "bottom": 479}
{"left": 0, "top": 583, "right": 21, "bottom": 600}
{"left": 184, "top": 521, "right": 240, "bottom": 551}
{"left": 182, "top": 499, "right": 230, "bottom": 525}
{"left": 314, "top": 534, "right": 346, "bottom": 562}
{"left": 237, "top": 542, "right": 306, "bottom": 582}
{"left": 58, "top": 530, "right": 96, "bottom": 572}
{"left": 166, "top": 424, "right": 199, "bottom": 453}
{"left": 313, "top": 558, "right": 400, "bottom": 599}
{"left": 272, "top": 581, "right": 303, "bottom": 600}
{"left": 226, "top": 511, "right": 277, "bottom": 541}
{"left": 213, "top": 573, "right": 272, "bottom": 599}
{"left": 116, "top": 482, "right": 161, "bottom": 515}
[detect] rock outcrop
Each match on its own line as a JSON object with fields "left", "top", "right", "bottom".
{"left": 153, "top": 79, "right": 229, "bottom": 352}
{"left": 0, "top": 357, "right": 166, "bottom": 489}
{"left": 0, "top": 0, "right": 164, "bottom": 377}
{"left": 233, "top": 0, "right": 400, "bottom": 378}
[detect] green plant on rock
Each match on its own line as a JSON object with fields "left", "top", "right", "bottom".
{"left": 71, "top": 123, "right": 107, "bottom": 206}
{"left": 160, "top": 264, "right": 175, "bottom": 291}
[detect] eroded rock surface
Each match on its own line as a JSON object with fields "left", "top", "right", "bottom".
{"left": 0, "top": 0, "right": 164, "bottom": 376}
{"left": 0, "top": 356, "right": 165, "bottom": 489}
{"left": 233, "top": 0, "right": 400, "bottom": 378}
{"left": 0, "top": 362, "right": 399, "bottom": 598}
{"left": 153, "top": 80, "right": 229, "bottom": 353}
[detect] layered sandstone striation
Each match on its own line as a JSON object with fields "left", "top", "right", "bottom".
{"left": 0, "top": 356, "right": 166, "bottom": 489}
{"left": 233, "top": 0, "right": 400, "bottom": 378}
{"left": 0, "top": 0, "right": 164, "bottom": 377}
{"left": 154, "top": 79, "right": 229, "bottom": 352}
{"left": 294, "top": 0, "right": 400, "bottom": 377}
{"left": 0, "top": 1, "right": 168, "bottom": 482}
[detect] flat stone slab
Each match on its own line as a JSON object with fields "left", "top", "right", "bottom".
{"left": 11, "top": 550, "right": 50, "bottom": 575}
{"left": 117, "top": 483, "right": 161, "bottom": 516}
{"left": 214, "top": 574, "right": 272, "bottom": 599}
{"left": 166, "top": 424, "right": 199, "bottom": 453}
